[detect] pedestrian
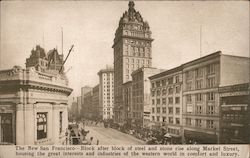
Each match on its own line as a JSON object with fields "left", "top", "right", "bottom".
{"left": 88, "top": 137, "right": 93, "bottom": 145}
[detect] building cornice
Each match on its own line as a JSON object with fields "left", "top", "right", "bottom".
{"left": 149, "top": 65, "right": 183, "bottom": 80}
{"left": 0, "top": 80, "right": 72, "bottom": 95}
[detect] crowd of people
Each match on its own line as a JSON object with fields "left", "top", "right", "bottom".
{"left": 66, "top": 118, "right": 186, "bottom": 145}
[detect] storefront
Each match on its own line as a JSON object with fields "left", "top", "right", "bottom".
{"left": 184, "top": 130, "right": 217, "bottom": 144}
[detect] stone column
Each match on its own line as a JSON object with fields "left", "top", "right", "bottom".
{"left": 64, "top": 106, "right": 69, "bottom": 131}
{"left": 16, "top": 104, "right": 24, "bottom": 145}
{"left": 52, "top": 104, "right": 60, "bottom": 144}
{"left": 24, "top": 104, "right": 35, "bottom": 145}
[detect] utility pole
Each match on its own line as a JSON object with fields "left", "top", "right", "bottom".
{"left": 200, "top": 25, "right": 202, "bottom": 57}
{"left": 61, "top": 27, "right": 64, "bottom": 60}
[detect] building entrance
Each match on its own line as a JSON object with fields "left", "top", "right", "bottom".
{"left": 0, "top": 113, "right": 13, "bottom": 143}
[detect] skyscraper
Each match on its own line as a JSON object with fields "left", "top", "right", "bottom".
{"left": 113, "top": 1, "right": 153, "bottom": 123}
{"left": 98, "top": 67, "right": 114, "bottom": 120}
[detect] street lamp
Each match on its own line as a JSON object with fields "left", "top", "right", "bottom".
{"left": 65, "top": 129, "right": 69, "bottom": 145}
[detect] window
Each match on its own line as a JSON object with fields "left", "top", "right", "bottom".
{"left": 156, "top": 116, "right": 160, "bottom": 122}
{"left": 168, "top": 97, "right": 173, "bottom": 104}
{"left": 196, "top": 105, "right": 202, "bottom": 114}
{"left": 175, "top": 97, "right": 180, "bottom": 104}
{"left": 175, "top": 76, "right": 180, "bottom": 83}
{"left": 59, "top": 112, "right": 63, "bottom": 134}
{"left": 207, "top": 64, "right": 215, "bottom": 75}
{"left": 157, "top": 90, "right": 161, "bottom": 96}
{"left": 176, "top": 118, "right": 180, "bottom": 125}
{"left": 169, "top": 117, "right": 173, "bottom": 124}
{"left": 168, "top": 87, "right": 173, "bottom": 94}
{"left": 152, "top": 99, "right": 155, "bottom": 105}
{"left": 162, "top": 89, "right": 167, "bottom": 95}
{"left": 186, "top": 71, "right": 192, "bottom": 80}
{"left": 168, "top": 77, "right": 173, "bottom": 84}
{"left": 207, "top": 120, "right": 214, "bottom": 129}
{"left": 156, "top": 99, "right": 160, "bottom": 105}
{"left": 157, "top": 107, "right": 160, "bottom": 113}
{"left": 196, "top": 93, "right": 203, "bottom": 102}
{"left": 168, "top": 107, "right": 173, "bottom": 114}
{"left": 186, "top": 118, "right": 191, "bottom": 126}
{"left": 175, "top": 86, "right": 181, "bottom": 94}
{"left": 207, "top": 77, "right": 215, "bottom": 88}
{"left": 195, "top": 68, "right": 203, "bottom": 77}
{"left": 176, "top": 107, "right": 180, "bottom": 115}
{"left": 195, "top": 119, "right": 202, "bottom": 127}
{"left": 37, "top": 113, "right": 47, "bottom": 140}
{"left": 161, "top": 80, "right": 166, "bottom": 86}
{"left": 162, "top": 117, "right": 166, "bottom": 122}
{"left": 156, "top": 81, "right": 161, "bottom": 87}
{"left": 152, "top": 116, "right": 155, "bottom": 121}
{"left": 162, "top": 98, "right": 166, "bottom": 105}
{"left": 207, "top": 105, "right": 215, "bottom": 114}
{"left": 208, "top": 92, "right": 215, "bottom": 101}
{"left": 187, "top": 82, "right": 192, "bottom": 90}
{"left": 151, "top": 91, "right": 155, "bottom": 97}
{"left": 187, "top": 95, "right": 192, "bottom": 103}
{"left": 151, "top": 83, "right": 155, "bottom": 88}
{"left": 195, "top": 80, "right": 202, "bottom": 89}
{"left": 162, "top": 107, "right": 166, "bottom": 113}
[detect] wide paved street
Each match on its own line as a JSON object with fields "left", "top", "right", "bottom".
{"left": 84, "top": 126, "right": 146, "bottom": 145}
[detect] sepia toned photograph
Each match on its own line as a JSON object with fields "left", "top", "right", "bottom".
{"left": 0, "top": 0, "right": 249, "bottom": 148}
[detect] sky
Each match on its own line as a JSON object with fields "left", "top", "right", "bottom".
{"left": 0, "top": 1, "right": 249, "bottom": 96}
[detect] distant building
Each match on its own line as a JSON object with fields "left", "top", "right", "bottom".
{"left": 69, "top": 98, "right": 78, "bottom": 121}
{"left": 98, "top": 67, "right": 114, "bottom": 120}
{"left": 83, "top": 90, "right": 93, "bottom": 119}
{"left": 26, "top": 45, "right": 64, "bottom": 74}
{"left": 80, "top": 86, "right": 92, "bottom": 118}
{"left": 113, "top": 1, "right": 153, "bottom": 124}
{"left": 219, "top": 83, "right": 250, "bottom": 144}
{"left": 131, "top": 67, "right": 164, "bottom": 128}
{"left": 0, "top": 66, "right": 72, "bottom": 145}
{"left": 92, "top": 84, "right": 100, "bottom": 119}
{"left": 77, "top": 96, "right": 82, "bottom": 118}
{"left": 149, "top": 66, "right": 183, "bottom": 143}
{"left": 182, "top": 51, "right": 249, "bottom": 144}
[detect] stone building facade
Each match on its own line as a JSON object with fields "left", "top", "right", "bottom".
{"left": 113, "top": 1, "right": 153, "bottom": 124}
{"left": 131, "top": 67, "right": 163, "bottom": 128}
{"left": 98, "top": 68, "right": 114, "bottom": 120}
{"left": 149, "top": 66, "right": 183, "bottom": 142}
{"left": 92, "top": 84, "right": 100, "bottom": 119}
{"left": 219, "top": 83, "right": 250, "bottom": 144}
{"left": 83, "top": 90, "right": 93, "bottom": 119}
{"left": 80, "top": 86, "right": 92, "bottom": 118}
{"left": 0, "top": 66, "right": 72, "bottom": 145}
{"left": 122, "top": 81, "right": 133, "bottom": 126}
{"left": 182, "top": 51, "right": 249, "bottom": 144}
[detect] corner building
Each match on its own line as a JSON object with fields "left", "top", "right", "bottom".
{"left": 182, "top": 51, "right": 249, "bottom": 144}
{"left": 0, "top": 66, "right": 72, "bottom": 145}
{"left": 149, "top": 66, "right": 183, "bottom": 143}
{"left": 113, "top": 1, "right": 153, "bottom": 123}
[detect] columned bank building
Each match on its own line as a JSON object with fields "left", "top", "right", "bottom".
{"left": 0, "top": 45, "right": 72, "bottom": 145}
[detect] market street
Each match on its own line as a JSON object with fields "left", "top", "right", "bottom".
{"left": 84, "top": 126, "right": 146, "bottom": 145}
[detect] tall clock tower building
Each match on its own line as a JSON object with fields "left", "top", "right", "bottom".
{"left": 113, "top": 1, "right": 153, "bottom": 123}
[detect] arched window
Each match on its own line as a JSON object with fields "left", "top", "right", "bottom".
{"left": 37, "top": 113, "right": 47, "bottom": 140}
